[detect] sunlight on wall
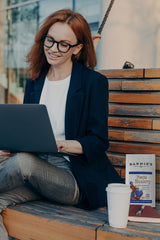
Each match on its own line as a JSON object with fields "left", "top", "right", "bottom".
{"left": 98, "top": 0, "right": 160, "bottom": 70}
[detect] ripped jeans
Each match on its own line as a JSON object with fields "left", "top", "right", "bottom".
{"left": 0, "top": 152, "right": 80, "bottom": 239}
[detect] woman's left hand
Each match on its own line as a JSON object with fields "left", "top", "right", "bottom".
{"left": 56, "top": 140, "right": 83, "bottom": 154}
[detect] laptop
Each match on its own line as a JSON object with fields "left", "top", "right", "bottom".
{"left": 0, "top": 104, "right": 65, "bottom": 155}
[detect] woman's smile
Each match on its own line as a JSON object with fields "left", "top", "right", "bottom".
{"left": 47, "top": 52, "right": 61, "bottom": 59}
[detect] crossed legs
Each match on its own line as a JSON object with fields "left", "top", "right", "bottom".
{"left": 0, "top": 152, "right": 80, "bottom": 239}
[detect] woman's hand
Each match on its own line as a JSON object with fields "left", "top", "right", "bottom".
{"left": 0, "top": 150, "right": 11, "bottom": 156}
{"left": 56, "top": 140, "right": 83, "bottom": 154}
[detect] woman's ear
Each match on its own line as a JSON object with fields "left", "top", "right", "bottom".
{"left": 73, "top": 43, "right": 83, "bottom": 55}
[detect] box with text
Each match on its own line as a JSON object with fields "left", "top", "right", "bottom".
{"left": 125, "top": 154, "right": 155, "bottom": 207}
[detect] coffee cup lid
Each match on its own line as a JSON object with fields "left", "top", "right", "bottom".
{"left": 106, "top": 184, "right": 131, "bottom": 193}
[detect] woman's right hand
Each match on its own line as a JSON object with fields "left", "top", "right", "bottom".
{"left": 0, "top": 150, "right": 11, "bottom": 156}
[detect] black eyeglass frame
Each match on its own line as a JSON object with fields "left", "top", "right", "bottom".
{"left": 42, "top": 35, "right": 81, "bottom": 53}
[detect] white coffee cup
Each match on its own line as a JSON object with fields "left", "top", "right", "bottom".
{"left": 106, "top": 183, "right": 131, "bottom": 228}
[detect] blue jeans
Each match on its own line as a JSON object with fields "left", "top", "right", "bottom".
{"left": 0, "top": 152, "right": 80, "bottom": 239}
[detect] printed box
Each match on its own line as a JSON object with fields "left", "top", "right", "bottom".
{"left": 125, "top": 154, "right": 155, "bottom": 207}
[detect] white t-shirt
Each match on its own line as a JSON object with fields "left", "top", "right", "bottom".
{"left": 40, "top": 75, "right": 71, "bottom": 141}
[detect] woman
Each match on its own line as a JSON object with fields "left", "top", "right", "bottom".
{"left": 0, "top": 9, "right": 123, "bottom": 239}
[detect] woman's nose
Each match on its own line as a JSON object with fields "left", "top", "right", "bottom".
{"left": 50, "top": 42, "right": 59, "bottom": 52}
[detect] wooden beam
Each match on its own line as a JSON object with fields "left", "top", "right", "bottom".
{"left": 99, "top": 69, "right": 144, "bottom": 78}
{"left": 2, "top": 206, "right": 99, "bottom": 240}
{"left": 107, "top": 153, "right": 125, "bottom": 167}
{"left": 153, "top": 120, "right": 160, "bottom": 130}
{"left": 97, "top": 223, "right": 160, "bottom": 240}
{"left": 122, "top": 80, "right": 160, "bottom": 91}
{"left": 109, "top": 129, "right": 160, "bottom": 144}
{"left": 109, "top": 79, "right": 160, "bottom": 91}
{"left": 97, "top": 203, "right": 160, "bottom": 239}
{"left": 108, "top": 80, "right": 122, "bottom": 90}
{"left": 107, "top": 152, "right": 160, "bottom": 171}
{"left": 109, "top": 92, "right": 160, "bottom": 104}
{"left": 108, "top": 141, "right": 160, "bottom": 156}
{"left": 109, "top": 104, "right": 160, "bottom": 117}
{"left": 145, "top": 68, "right": 160, "bottom": 78}
{"left": 108, "top": 117, "right": 152, "bottom": 129}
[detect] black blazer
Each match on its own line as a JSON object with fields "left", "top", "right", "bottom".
{"left": 24, "top": 62, "right": 123, "bottom": 209}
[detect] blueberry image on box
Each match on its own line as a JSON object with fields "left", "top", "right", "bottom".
{"left": 130, "top": 181, "right": 143, "bottom": 200}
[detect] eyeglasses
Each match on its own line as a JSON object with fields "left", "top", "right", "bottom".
{"left": 42, "top": 35, "right": 80, "bottom": 53}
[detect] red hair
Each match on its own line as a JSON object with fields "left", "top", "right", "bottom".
{"left": 26, "top": 9, "right": 97, "bottom": 80}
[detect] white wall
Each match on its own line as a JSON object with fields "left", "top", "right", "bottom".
{"left": 98, "top": 0, "right": 160, "bottom": 70}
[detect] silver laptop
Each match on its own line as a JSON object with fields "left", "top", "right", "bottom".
{"left": 0, "top": 104, "right": 59, "bottom": 154}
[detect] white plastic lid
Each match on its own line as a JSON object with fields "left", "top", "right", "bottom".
{"left": 106, "top": 183, "right": 131, "bottom": 193}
